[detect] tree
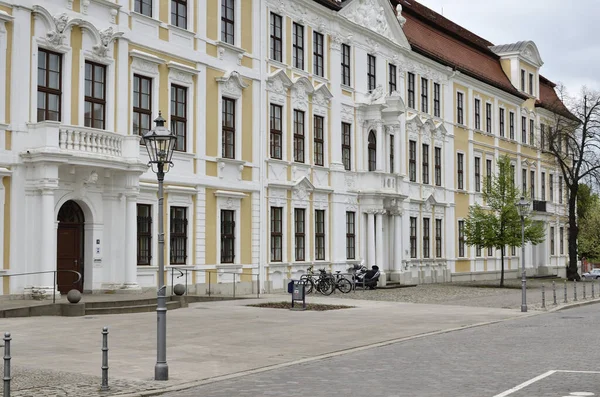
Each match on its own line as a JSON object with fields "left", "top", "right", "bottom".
{"left": 464, "top": 155, "right": 545, "bottom": 287}
{"left": 577, "top": 184, "right": 600, "bottom": 261}
{"left": 544, "top": 87, "right": 600, "bottom": 280}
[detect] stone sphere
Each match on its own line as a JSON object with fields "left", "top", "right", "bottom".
{"left": 67, "top": 289, "right": 82, "bottom": 304}
{"left": 173, "top": 284, "right": 186, "bottom": 296}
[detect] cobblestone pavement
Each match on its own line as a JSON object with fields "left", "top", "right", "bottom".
{"left": 163, "top": 304, "right": 600, "bottom": 397}
{"left": 0, "top": 366, "right": 168, "bottom": 396}
{"left": 321, "top": 278, "right": 598, "bottom": 310}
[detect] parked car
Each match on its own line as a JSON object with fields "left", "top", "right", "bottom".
{"left": 582, "top": 268, "right": 600, "bottom": 279}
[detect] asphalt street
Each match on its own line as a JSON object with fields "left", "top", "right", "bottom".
{"left": 163, "top": 304, "right": 600, "bottom": 397}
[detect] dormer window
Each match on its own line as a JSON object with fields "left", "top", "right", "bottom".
{"left": 529, "top": 73, "right": 534, "bottom": 95}
{"left": 520, "top": 69, "right": 526, "bottom": 92}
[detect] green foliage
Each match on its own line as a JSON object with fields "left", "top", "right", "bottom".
{"left": 577, "top": 183, "right": 596, "bottom": 223}
{"left": 578, "top": 184, "right": 600, "bottom": 260}
{"left": 464, "top": 156, "right": 545, "bottom": 285}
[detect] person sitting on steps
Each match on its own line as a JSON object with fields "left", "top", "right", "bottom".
{"left": 364, "top": 265, "right": 380, "bottom": 290}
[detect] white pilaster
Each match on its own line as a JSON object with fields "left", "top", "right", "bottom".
{"left": 367, "top": 211, "right": 375, "bottom": 266}
{"left": 10, "top": 7, "right": 31, "bottom": 130}
{"left": 329, "top": 36, "right": 343, "bottom": 170}
{"left": 37, "top": 189, "right": 58, "bottom": 293}
{"left": 375, "top": 121, "right": 384, "bottom": 171}
{"left": 123, "top": 194, "right": 141, "bottom": 289}
{"left": 375, "top": 212, "right": 385, "bottom": 285}
{"left": 394, "top": 214, "right": 403, "bottom": 271}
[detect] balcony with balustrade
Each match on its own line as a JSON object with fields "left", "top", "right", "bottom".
{"left": 19, "top": 121, "right": 145, "bottom": 171}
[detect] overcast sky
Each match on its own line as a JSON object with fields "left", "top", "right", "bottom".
{"left": 416, "top": 0, "right": 599, "bottom": 95}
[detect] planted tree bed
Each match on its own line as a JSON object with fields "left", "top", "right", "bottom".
{"left": 247, "top": 302, "right": 354, "bottom": 311}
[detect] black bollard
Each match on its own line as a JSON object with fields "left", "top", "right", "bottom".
{"left": 541, "top": 284, "right": 546, "bottom": 309}
{"left": 3, "top": 332, "right": 11, "bottom": 397}
{"left": 553, "top": 281, "right": 557, "bottom": 305}
{"left": 101, "top": 327, "right": 109, "bottom": 391}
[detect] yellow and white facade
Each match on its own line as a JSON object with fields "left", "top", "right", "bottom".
{"left": 0, "top": 0, "right": 570, "bottom": 297}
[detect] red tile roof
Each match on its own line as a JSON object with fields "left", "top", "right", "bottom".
{"left": 312, "top": 0, "right": 572, "bottom": 116}
{"left": 537, "top": 76, "right": 579, "bottom": 121}
{"left": 393, "top": 0, "right": 527, "bottom": 99}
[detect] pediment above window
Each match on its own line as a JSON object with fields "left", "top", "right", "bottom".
{"left": 266, "top": 69, "right": 293, "bottom": 94}
{"left": 216, "top": 71, "right": 249, "bottom": 99}
{"left": 291, "top": 76, "right": 314, "bottom": 111}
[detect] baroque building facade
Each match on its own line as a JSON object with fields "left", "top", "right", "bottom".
{"left": 0, "top": 0, "right": 570, "bottom": 297}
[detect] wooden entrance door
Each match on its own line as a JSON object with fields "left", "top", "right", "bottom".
{"left": 57, "top": 201, "right": 84, "bottom": 294}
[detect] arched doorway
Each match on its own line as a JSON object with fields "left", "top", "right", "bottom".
{"left": 57, "top": 200, "right": 85, "bottom": 293}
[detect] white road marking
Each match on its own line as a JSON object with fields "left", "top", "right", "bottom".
{"left": 492, "top": 370, "right": 556, "bottom": 397}
{"left": 494, "top": 370, "right": 600, "bottom": 396}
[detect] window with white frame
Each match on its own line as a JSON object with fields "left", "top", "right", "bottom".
{"left": 435, "top": 219, "right": 442, "bottom": 258}
{"left": 315, "top": 209, "right": 325, "bottom": 260}
{"left": 410, "top": 217, "right": 417, "bottom": 258}
{"left": 293, "top": 110, "right": 305, "bottom": 163}
{"left": 314, "top": 115, "right": 324, "bottom": 166}
{"left": 313, "top": 31, "right": 324, "bottom": 77}
{"left": 171, "top": 84, "right": 187, "bottom": 151}
{"left": 137, "top": 204, "right": 152, "bottom": 266}
{"left": 133, "top": 74, "right": 152, "bottom": 136}
{"left": 433, "top": 83, "right": 441, "bottom": 117}
{"left": 171, "top": 0, "right": 187, "bottom": 29}
{"left": 486, "top": 103, "right": 492, "bottom": 133}
{"left": 221, "top": 0, "right": 235, "bottom": 44}
{"left": 170, "top": 206, "right": 188, "bottom": 264}
{"left": 270, "top": 13, "right": 283, "bottom": 62}
{"left": 38, "top": 49, "right": 62, "bottom": 122}
{"left": 421, "top": 77, "right": 428, "bottom": 113}
{"left": 270, "top": 207, "right": 282, "bottom": 262}
{"left": 222, "top": 97, "right": 235, "bottom": 159}
{"left": 294, "top": 208, "right": 306, "bottom": 261}
{"left": 346, "top": 212, "right": 356, "bottom": 259}
{"left": 458, "top": 220, "right": 465, "bottom": 257}
{"left": 135, "top": 0, "right": 152, "bottom": 17}
{"left": 499, "top": 108, "right": 505, "bottom": 137}
{"left": 221, "top": 209, "right": 235, "bottom": 263}
{"left": 293, "top": 23, "right": 304, "bottom": 70}
{"left": 342, "top": 122, "right": 352, "bottom": 170}
{"left": 84, "top": 61, "right": 106, "bottom": 129}
{"left": 474, "top": 98, "right": 481, "bottom": 130}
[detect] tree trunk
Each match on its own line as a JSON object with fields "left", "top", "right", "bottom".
{"left": 567, "top": 187, "right": 580, "bottom": 280}
{"left": 500, "top": 246, "right": 505, "bottom": 287}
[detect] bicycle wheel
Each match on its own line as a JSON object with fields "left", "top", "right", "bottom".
{"left": 337, "top": 278, "right": 352, "bottom": 293}
{"left": 302, "top": 277, "right": 314, "bottom": 294}
{"left": 318, "top": 278, "right": 335, "bottom": 295}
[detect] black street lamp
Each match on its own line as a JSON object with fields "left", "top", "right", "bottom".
{"left": 516, "top": 196, "right": 531, "bottom": 313}
{"left": 142, "top": 111, "right": 177, "bottom": 381}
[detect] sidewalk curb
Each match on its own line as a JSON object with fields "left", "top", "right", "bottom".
{"left": 110, "top": 313, "right": 529, "bottom": 397}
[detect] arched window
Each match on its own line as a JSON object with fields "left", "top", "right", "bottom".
{"left": 368, "top": 131, "right": 376, "bottom": 171}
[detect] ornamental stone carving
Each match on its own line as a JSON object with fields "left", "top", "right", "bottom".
{"left": 344, "top": 0, "right": 392, "bottom": 41}
{"left": 216, "top": 71, "right": 249, "bottom": 99}
{"left": 93, "top": 27, "right": 123, "bottom": 58}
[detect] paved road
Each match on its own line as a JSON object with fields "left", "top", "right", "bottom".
{"left": 164, "top": 304, "right": 600, "bottom": 397}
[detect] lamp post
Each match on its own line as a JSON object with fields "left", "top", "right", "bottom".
{"left": 516, "top": 196, "right": 531, "bottom": 313}
{"left": 142, "top": 112, "right": 177, "bottom": 381}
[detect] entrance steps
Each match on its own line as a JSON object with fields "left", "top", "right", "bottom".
{"left": 0, "top": 294, "right": 238, "bottom": 317}
{"left": 84, "top": 297, "right": 184, "bottom": 315}
{"left": 377, "top": 282, "right": 418, "bottom": 289}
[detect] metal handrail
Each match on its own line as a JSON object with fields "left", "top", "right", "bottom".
{"left": 169, "top": 267, "right": 260, "bottom": 299}
{"left": 0, "top": 270, "right": 82, "bottom": 304}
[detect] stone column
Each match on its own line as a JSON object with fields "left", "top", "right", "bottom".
{"left": 123, "top": 194, "right": 141, "bottom": 290}
{"left": 367, "top": 211, "right": 375, "bottom": 266}
{"left": 38, "top": 189, "right": 57, "bottom": 294}
{"left": 375, "top": 211, "right": 385, "bottom": 285}
{"left": 376, "top": 121, "right": 384, "bottom": 171}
